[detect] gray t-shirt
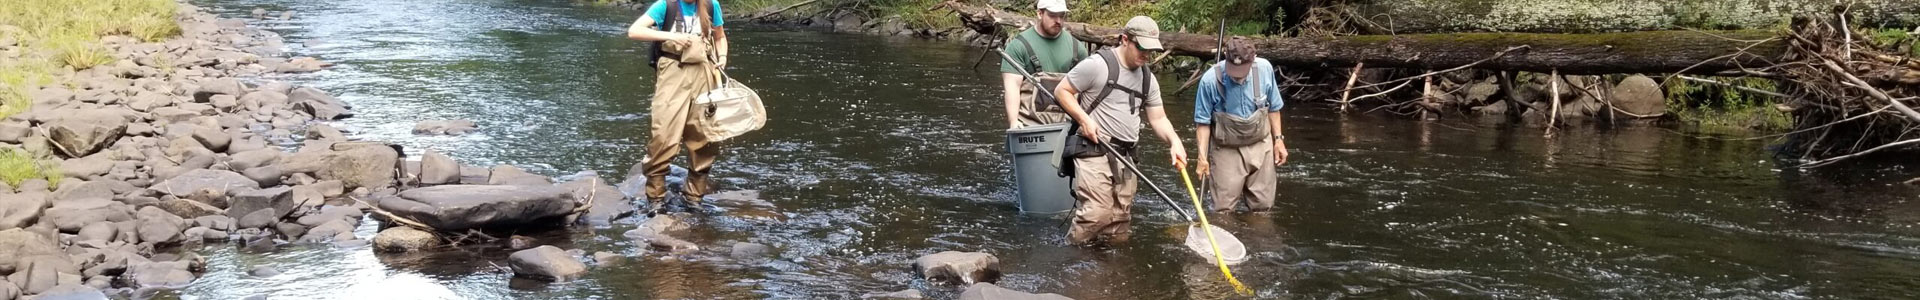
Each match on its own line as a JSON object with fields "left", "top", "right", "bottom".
{"left": 1064, "top": 52, "right": 1163, "bottom": 143}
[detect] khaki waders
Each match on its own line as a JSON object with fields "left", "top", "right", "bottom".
{"left": 1208, "top": 138, "right": 1276, "bottom": 212}
{"left": 1068, "top": 151, "right": 1139, "bottom": 245}
{"left": 645, "top": 38, "right": 721, "bottom": 204}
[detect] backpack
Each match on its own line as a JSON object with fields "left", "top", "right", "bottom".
{"left": 646, "top": 0, "right": 683, "bottom": 69}
{"left": 1055, "top": 48, "right": 1154, "bottom": 177}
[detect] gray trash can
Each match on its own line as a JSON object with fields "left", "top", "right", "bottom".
{"left": 1007, "top": 123, "right": 1074, "bottom": 214}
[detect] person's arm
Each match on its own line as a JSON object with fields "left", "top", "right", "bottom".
{"left": 1192, "top": 69, "right": 1217, "bottom": 176}
{"left": 626, "top": 2, "right": 694, "bottom": 43}
{"left": 710, "top": 0, "right": 729, "bottom": 67}
{"left": 1054, "top": 79, "right": 1097, "bottom": 143}
{"left": 1266, "top": 64, "right": 1288, "bottom": 165}
{"left": 1003, "top": 74, "right": 1025, "bottom": 128}
{"left": 1269, "top": 110, "right": 1286, "bottom": 165}
{"left": 1147, "top": 106, "right": 1186, "bottom": 169}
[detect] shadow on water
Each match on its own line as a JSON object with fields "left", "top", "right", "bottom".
{"left": 170, "top": 0, "right": 1920, "bottom": 298}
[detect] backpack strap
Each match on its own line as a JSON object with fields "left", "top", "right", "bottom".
{"left": 1212, "top": 63, "right": 1268, "bottom": 112}
{"left": 1011, "top": 32, "right": 1041, "bottom": 73}
{"left": 1090, "top": 49, "right": 1151, "bottom": 116}
{"left": 647, "top": 0, "right": 681, "bottom": 69}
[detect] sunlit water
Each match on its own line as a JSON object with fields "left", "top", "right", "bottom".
{"left": 165, "top": 0, "right": 1920, "bottom": 298}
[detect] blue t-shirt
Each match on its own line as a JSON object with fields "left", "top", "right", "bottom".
{"left": 646, "top": 0, "right": 725, "bottom": 37}
{"left": 1194, "top": 58, "right": 1283, "bottom": 125}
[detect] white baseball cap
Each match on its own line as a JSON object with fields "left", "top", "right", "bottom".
{"left": 1037, "top": 0, "right": 1069, "bottom": 13}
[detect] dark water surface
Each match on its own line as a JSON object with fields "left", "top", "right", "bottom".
{"left": 176, "top": 0, "right": 1920, "bottom": 298}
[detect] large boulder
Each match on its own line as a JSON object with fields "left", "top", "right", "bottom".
{"left": 122, "top": 261, "right": 195, "bottom": 289}
{"left": 153, "top": 169, "right": 258, "bottom": 197}
{"left": 372, "top": 227, "right": 437, "bottom": 253}
{"left": 486, "top": 165, "right": 550, "bottom": 186}
{"left": 0, "top": 229, "right": 61, "bottom": 273}
{"left": 228, "top": 149, "right": 283, "bottom": 171}
{"left": 1612, "top": 75, "right": 1665, "bottom": 117}
{"left": 7, "top": 254, "right": 77, "bottom": 295}
{"left": 46, "top": 120, "right": 126, "bottom": 158}
{"left": 281, "top": 142, "right": 397, "bottom": 190}
{"left": 957, "top": 283, "right": 1072, "bottom": 300}
{"left": 33, "top": 283, "right": 107, "bottom": 300}
{"left": 0, "top": 192, "right": 48, "bottom": 230}
{"left": 418, "top": 150, "right": 459, "bottom": 186}
{"left": 507, "top": 245, "right": 588, "bottom": 282}
{"left": 557, "top": 176, "right": 634, "bottom": 226}
{"left": 43, "top": 199, "right": 135, "bottom": 233}
{"left": 912, "top": 251, "right": 1001, "bottom": 285}
{"left": 287, "top": 87, "right": 351, "bottom": 120}
{"left": 378, "top": 185, "right": 575, "bottom": 231}
{"left": 230, "top": 187, "right": 295, "bottom": 219}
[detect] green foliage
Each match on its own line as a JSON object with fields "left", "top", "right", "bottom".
{"left": 1867, "top": 28, "right": 1918, "bottom": 57}
{"left": 0, "top": 148, "right": 60, "bottom": 188}
{"left": 1664, "top": 76, "right": 1790, "bottom": 133}
{"left": 1, "top": 0, "right": 180, "bottom": 119}
{"left": 1150, "top": 0, "right": 1265, "bottom": 34}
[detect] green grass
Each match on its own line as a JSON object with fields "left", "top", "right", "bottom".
{"left": 0, "top": 0, "right": 179, "bottom": 119}
{"left": 0, "top": 147, "right": 60, "bottom": 188}
{"left": 1664, "top": 76, "right": 1791, "bottom": 133}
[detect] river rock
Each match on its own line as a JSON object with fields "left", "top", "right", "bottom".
{"left": 46, "top": 120, "right": 126, "bottom": 158}
{"left": 306, "top": 123, "right": 346, "bottom": 141}
{"left": 242, "top": 166, "right": 283, "bottom": 187}
{"left": 154, "top": 199, "right": 222, "bottom": 219}
{"left": 557, "top": 175, "right": 633, "bottom": 226}
{"left": 278, "top": 57, "right": 329, "bottom": 73}
{"left": 60, "top": 155, "right": 113, "bottom": 179}
{"left": 51, "top": 181, "right": 126, "bottom": 203}
{"left": 8, "top": 254, "right": 76, "bottom": 295}
{"left": 135, "top": 207, "right": 188, "bottom": 244}
{"left": 281, "top": 142, "right": 396, "bottom": 190}
{"left": 623, "top": 217, "right": 697, "bottom": 254}
{"left": 372, "top": 227, "right": 436, "bottom": 253}
{"left": 731, "top": 242, "right": 770, "bottom": 261}
{"left": 1613, "top": 75, "right": 1665, "bottom": 117}
{"left": 957, "top": 283, "right": 1071, "bottom": 300}
{"left": 862, "top": 289, "right": 925, "bottom": 299}
{"left": 0, "top": 192, "right": 48, "bottom": 230}
{"left": 44, "top": 199, "right": 134, "bottom": 233}
{"left": 288, "top": 87, "right": 351, "bottom": 120}
{"left": 298, "top": 219, "right": 354, "bottom": 243}
{"left": 33, "top": 283, "right": 106, "bottom": 300}
{"left": 194, "top": 215, "right": 237, "bottom": 232}
{"left": 273, "top": 222, "right": 307, "bottom": 239}
{"left": 236, "top": 208, "right": 278, "bottom": 229}
{"left": 123, "top": 261, "right": 194, "bottom": 289}
{"left": 411, "top": 120, "right": 477, "bottom": 135}
{"left": 506, "top": 235, "right": 537, "bottom": 250}
{"left": 0, "top": 278, "right": 17, "bottom": 300}
{"left": 0, "top": 121, "right": 30, "bottom": 143}
{"left": 380, "top": 185, "right": 575, "bottom": 231}
{"left": 507, "top": 245, "right": 588, "bottom": 282}
{"left": 77, "top": 222, "right": 116, "bottom": 242}
{"left": 486, "top": 165, "right": 550, "bottom": 186}
{"left": 194, "top": 78, "right": 246, "bottom": 102}
{"left": 238, "top": 90, "right": 288, "bottom": 110}
{"left": 191, "top": 126, "right": 230, "bottom": 152}
{"left": 229, "top": 147, "right": 284, "bottom": 169}
{"left": 0, "top": 229, "right": 60, "bottom": 273}
{"left": 154, "top": 169, "right": 257, "bottom": 197}
{"left": 912, "top": 251, "right": 1001, "bottom": 285}
{"left": 419, "top": 150, "right": 459, "bottom": 185}
{"left": 248, "top": 265, "right": 280, "bottom": 277}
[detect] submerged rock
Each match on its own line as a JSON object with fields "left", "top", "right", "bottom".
{"left": 507, "top": 245, "right": 588, "bottom": 282}
{"left": 957, "top": 283, "right": 1072, "bottom": 300}
{"left": 862, "top": 289, "right": 926, "bottom": 299}
{"left": 372, "top": 226, "right": 437, "bottom": 253}
{"left": 912, "top": 251, "right": 1001, "bottom": 285}
{"left": 379, "top": 185, "right": 575, "bottom": 231}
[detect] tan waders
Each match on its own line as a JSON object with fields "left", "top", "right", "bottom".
{"left": 645, "top": 38, "right": 721, "bottom": 206}
{"left": 1208, "top": 138, "right": 1276, "bottom": 212}
{"left": 1067, "top": 153, "right": 1139, "bottom": 245}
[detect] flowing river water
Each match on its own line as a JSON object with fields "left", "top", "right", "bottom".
{"left": 166, "top": 0, "right": 1920, "bottom": 298}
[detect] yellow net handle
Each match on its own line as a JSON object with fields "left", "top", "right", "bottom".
{"left": 1180, "top": 167, "right": 1253, "bottom": 296}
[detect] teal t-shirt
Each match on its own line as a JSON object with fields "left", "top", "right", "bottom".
{"left": 999, "top": 27, "right": 1087, "bottom": 75}
{"left": 646, "top": 0, "right": 725, "bottom": 37}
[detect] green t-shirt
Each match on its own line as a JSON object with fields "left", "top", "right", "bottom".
{"left": 999, "top": 27, "right": 1088, "bottom": 75}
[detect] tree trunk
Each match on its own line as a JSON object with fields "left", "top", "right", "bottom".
{"left": 947, "top": 1, "right": 1786, "bottom": 75}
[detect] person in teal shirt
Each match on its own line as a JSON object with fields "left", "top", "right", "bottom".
{"left": 1193, "top": 37, "right": 1287, "bottom": 212}
{"left": 626, "top": 0, "right": 729, "bottom": 215}
{"left": 1000, "top": 0, "right": 1089, "bottom": 128}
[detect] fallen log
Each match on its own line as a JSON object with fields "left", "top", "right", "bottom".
{"left": 945, "top": 1, "right": 1787, "bottom": 75}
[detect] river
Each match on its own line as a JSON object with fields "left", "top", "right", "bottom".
{"left": 169, "top": 0, "right": 1920, "bottom": 298}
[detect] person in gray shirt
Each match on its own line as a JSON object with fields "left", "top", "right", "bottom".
{"left": 1051, "top": 16, "right": 1188, "bottom": 246}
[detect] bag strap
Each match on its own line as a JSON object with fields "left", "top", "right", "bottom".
{"left": 1012, "top": 32, "right": 1042, "bottom": 73}
{"left": 1090, "top": 49, "right": 1151, "bottom": 116}
{"left": 661, "top": 0, "right": 679, "bottom": 33}
{"left": 1212, "top": 63, "right": 1268, "bottom": 111}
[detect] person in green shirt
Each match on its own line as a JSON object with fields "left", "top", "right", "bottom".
{"left": 1000, "top": 0, "right": 1089, "bottom": 128}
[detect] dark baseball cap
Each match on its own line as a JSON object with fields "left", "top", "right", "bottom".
{"left": 1224, "top": 36, "right": 1256, "bottom": 79}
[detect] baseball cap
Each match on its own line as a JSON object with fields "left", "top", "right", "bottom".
{"left": 1037, "top": 0, "right": 1069, "bottom": 13}
{"left": 1224, "top": 36, "right": 1256, "bottom": 79}
{"left": 1123, "top": 16, "right": 1162, "bottom": 51}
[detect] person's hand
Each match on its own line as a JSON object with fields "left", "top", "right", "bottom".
{"left": 714, "top": 55, "right": 728, "bottom": 70}
{"left": 1274, "top": 139, "right": 1290, "bottom": 166}
{"left": 1079, "top": 122, "right": 1102, "bottom": 144}
{"left": 1170, "top": 143, "right": 1188, "bottom": 170}
{"left": 1196, "top": 158, "right": 1211, "bottom": 178}
{"left": 1008, "top": 120, "right": 1023, "bottom": 130}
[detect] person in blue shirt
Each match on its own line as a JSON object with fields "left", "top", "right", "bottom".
{"left": 625, "top": 0, "right": 728, "bottom": 215}
{"left": 1193, "top": 37, "right": 1287, "bottom": 212}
